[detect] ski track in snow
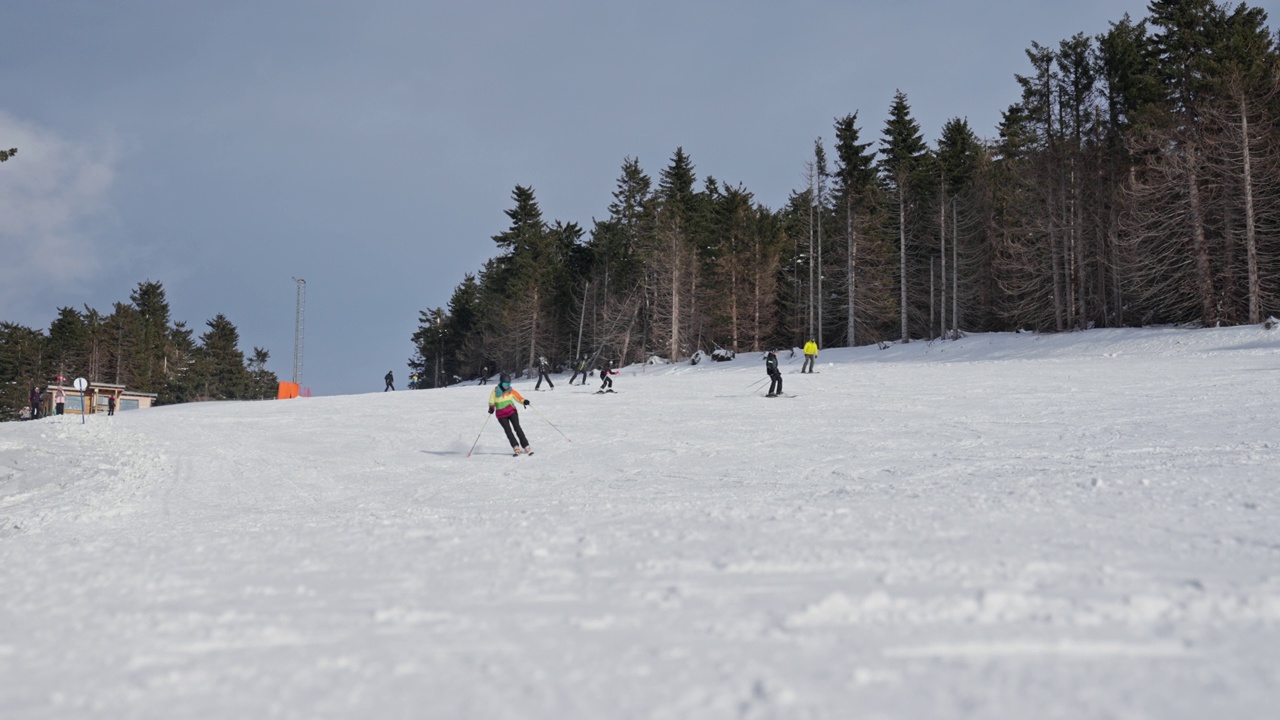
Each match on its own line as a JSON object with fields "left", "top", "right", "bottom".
{"left": 2, "top": 326, "right": 1279, "bottom": 719}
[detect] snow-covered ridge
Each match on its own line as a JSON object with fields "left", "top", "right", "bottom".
{"left": 2, "top": 325, "right": 1278, "bottom": 719}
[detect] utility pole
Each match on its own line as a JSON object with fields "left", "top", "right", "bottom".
{"left": 292, "top": 278, "right": 306, "bottom": 386}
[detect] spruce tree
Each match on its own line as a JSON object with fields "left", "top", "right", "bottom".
{"left": 437, "top": 273, "right": 481, "bottom": 380}
{"left": 658, "top": 147, "right": 698, "bottom": 227}
{"left": 936, "top": 118, "right": 982, "bottom": 337}
{"left": 246, "top": 347, "right": 278, "bottom": 399}
{"left": 129, "top": 280, "right": 173, "bottom": 393}
{"left": 490, "top": 185, "right": 558, "bottom": 371}
{"left": 654, "top": 148, "right": 703, "bottom": 361}
{"left": 880, "top": 91, "right": 928, "bottom": 342}
{"left": 592, "top": 156, "right": 654, "bottom": 299}
{"left": 197, "top": 314, "right": 251, "bottom": 400}
{"left": 159, "top": 321, "right": 200, "bottom": 405}
{"left": 1147, "top": 0, "right": 1228, "bottom": 324}
{"left": 1212, "top": 3, "right": 1279, "bottom": 323}
{"left": 0, "top": 322, "right": 46, "bottom": 419}
{"left": 411, "top": 307, "right": 448, "bottom": 388}
{"left": 834, "top": 112, "right": 882, "bottom": 346}
{"left": 47, "top": 307, "right": 89, "bottom": 384}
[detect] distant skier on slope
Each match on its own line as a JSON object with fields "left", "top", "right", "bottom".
{"left": 765, "top": 351, "right": 783, "bottom": 397}
{"left": 384, "top": 370, "right": 395, "bottom": 391}
{"left": 569, "top": 354, "right": 589, "bottom": 385}
{"left": 802, "top": 339, "right": 818, "bottom": 373}
{"left": 598, "top": 360, "right": 617, "bottom": 393}
{"left": 488, "top": 373, "right": 533, "bottom": 455}
{"left": 535, "top": 356, "right": 555, "bottom": 391}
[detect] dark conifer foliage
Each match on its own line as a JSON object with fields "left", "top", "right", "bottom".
{"left": 416, "top": 1, "right": 1277, "bottom": 384}
{"left": 880, "top": 91, "right": 931, "bottom": 342}
{"left": 0, "top": 281, "right": 277, "bottom": 419}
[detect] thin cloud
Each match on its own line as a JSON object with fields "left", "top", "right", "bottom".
{"left": 0, "top": 111, "right": 118, "bottom": 316}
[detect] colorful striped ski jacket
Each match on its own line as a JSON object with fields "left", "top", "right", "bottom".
{"left": 488, "top": 385, "right": 527, "bottom": 419}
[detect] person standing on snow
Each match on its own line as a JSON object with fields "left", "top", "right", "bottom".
{"left": 802, "top": 339, "right": 818, "bottom": 373}
{"left": 29, "top": 386, "right": 42, "bottom": 420}
{"left": 384, "top": 370, "right": 395, "bottom": 391}
{"left": 535, "top": 356, "right": 555, "bottom": 391}
{"left": 54, "top": 387, "right": 66, "bottom": 415}
{"left": 569, "top": 354, "right": 588, "bottom": 385}
{"left": 765, "top": 351, "right": 783, "bottom": 397}
{"left": 488, "top": 373, "right": 533, "bottom": 455}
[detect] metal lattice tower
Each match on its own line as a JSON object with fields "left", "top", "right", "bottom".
{"left": 292, "top": 278, "right": 306, "bottom": 385}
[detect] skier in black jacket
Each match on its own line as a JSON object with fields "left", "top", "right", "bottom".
{"left": 765, "top": 351, "right": 782, "bottom": 397}
{"left": 535, "top": 356, "right": 555, "bottom": 390}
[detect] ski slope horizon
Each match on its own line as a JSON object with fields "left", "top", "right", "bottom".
{"left": 2, "top": 325, "right": 1279, "bottom": 719}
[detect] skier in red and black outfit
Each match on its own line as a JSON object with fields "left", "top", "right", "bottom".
{"left": 598, "top": 360, "right": 617, "bottom": 393}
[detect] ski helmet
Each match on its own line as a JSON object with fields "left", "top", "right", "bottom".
{"left": 499, "top": 373, "right": 512, "bottom": 385}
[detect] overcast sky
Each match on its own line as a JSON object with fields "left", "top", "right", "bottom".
{"left": 3, "top": 0, "right": 1233, "bottom": 396}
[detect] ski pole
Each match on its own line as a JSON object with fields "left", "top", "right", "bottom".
{"left": 467, "top": 413, "right": 492, "bottom": 457}
{"left": 528, "top": 404, "right": 572, "bottom": 443}
{"left": 746, "top": 376, "right": 768, "bottom": 390}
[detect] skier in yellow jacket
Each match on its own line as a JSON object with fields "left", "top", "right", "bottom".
{"left": 802, "top": 339, "right": 818, "bottom": 373}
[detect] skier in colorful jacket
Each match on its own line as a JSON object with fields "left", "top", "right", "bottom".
{"left": 488, "top": 373, "right": 533, "bottom": 454}
{"left": 802, "top": 340, "right": 818, "bottom": 373}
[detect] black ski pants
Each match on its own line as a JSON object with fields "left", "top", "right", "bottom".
{"left": 536, "top": 370, "right": 554, "bottom": 390}
{"left": 498, "top": 413, "right": 529, "bottom": 449}
{"left": 768, "top": 371, "right": 782, "bottom": 395}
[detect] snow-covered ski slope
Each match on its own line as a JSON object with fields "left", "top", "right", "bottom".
{"left": 2, "top": 326, "right": 1278, "bottom": 719}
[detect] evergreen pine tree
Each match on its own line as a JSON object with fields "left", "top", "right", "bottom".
{"left": 880, "top": 91, "right": 929, "bottom": 342}
{"left": 0, "top": 323, "right": 46, "bottom": 418}
{"left": 833, "top": 112, "right": 883, "bottom": 346}
{"left": 159, "top": 321, "right": 200, "bottom": 405}
{"left": 47, "top": 307, "right": 89, "bottom": 384}
{"left": 129, "top": 281, "right": 173, "bottom": 393}
{"left": 246, "top": 347, "right": 279, "bottom": 399}
{"left": 197, "top": 314, "right": 252, "bottom": 400}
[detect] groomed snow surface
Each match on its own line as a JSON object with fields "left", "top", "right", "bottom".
{"left": 2, "top": 326, "right": 1278, "bottom": 719}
